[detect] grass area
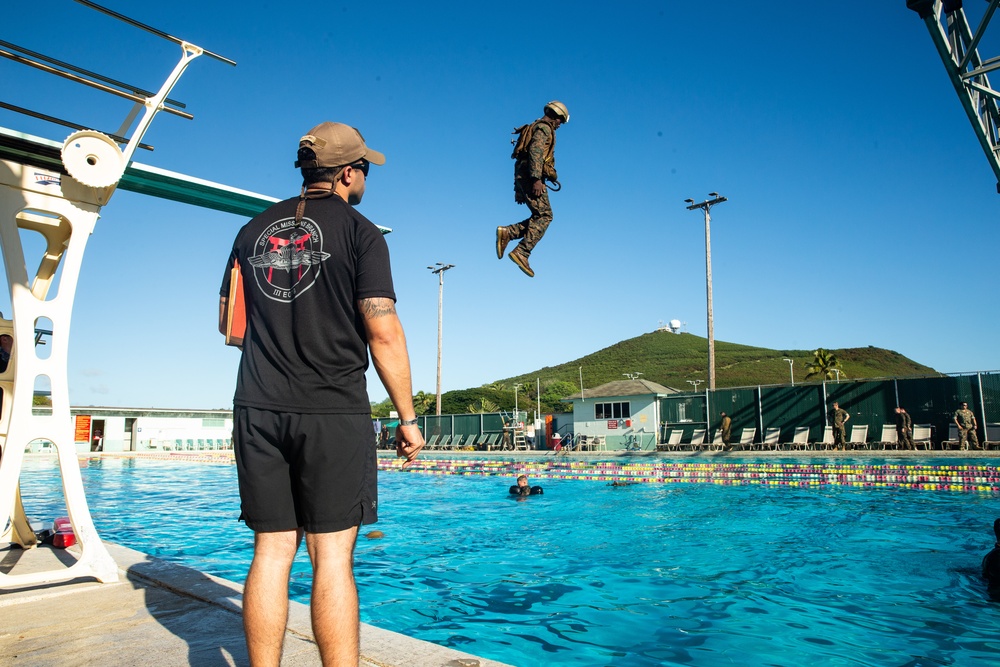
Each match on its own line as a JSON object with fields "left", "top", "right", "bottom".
{"left": 435, "top": 331, "right": 939, "bottom": 415}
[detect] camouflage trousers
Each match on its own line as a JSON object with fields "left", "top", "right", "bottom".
{"left": 502, "top": 180, "right": 553, "bottom": 256}
{"left": 897, "top": 427, "right": 913, "bottom": 449}
{"left": 959, "top": 426, "right": 979, "bottom": 449}
{"left": 833, "top": 424, "right": 846, "bottom": 447}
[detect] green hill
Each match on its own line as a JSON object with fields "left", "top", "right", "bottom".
{"left": 433, "top": 331, "right": 939, "bottom": 415}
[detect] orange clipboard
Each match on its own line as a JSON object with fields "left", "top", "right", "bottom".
{"left": 225, "top": 259, "right": 247, "bottom": 347}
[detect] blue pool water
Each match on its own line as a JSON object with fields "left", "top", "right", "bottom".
{"left": 14, "top": 456, "right": 1000, "bottom": 666}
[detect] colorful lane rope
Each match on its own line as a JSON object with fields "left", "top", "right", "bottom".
{"left": 379, "top": 457, "right": 1000, "bottom": 493}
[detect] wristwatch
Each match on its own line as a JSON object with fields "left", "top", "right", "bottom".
{"left": 399, "top": 418, "right": 419, "bottom": 426}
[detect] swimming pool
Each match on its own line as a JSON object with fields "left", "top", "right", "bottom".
{"left": 14, "top": 456, "right": 1000, "bottom": 666}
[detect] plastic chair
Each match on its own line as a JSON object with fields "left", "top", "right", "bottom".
{"left": 877, "top": 425, "right": 898, "bottom": 450}
{"left": 847, "top": 424, "right": 868, "bottom": 450}
{"left": 762, "top": 427, "right": 781, "bottom": 450}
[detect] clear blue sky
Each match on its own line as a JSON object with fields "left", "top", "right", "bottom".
{"left": 3, "top": 1, "right": 999, "bottom": 409}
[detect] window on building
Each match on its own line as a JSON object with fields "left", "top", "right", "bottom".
{"left": 202, "top": 418, "right": 225, "bottom": 428}
{"left": 595, "top": 402, "right": 630, "bottom": 420}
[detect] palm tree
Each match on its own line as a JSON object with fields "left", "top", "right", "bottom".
{"left": 467, "top": 397, "right": 500, "bottom": 414}
{"left": 804, "top": 348, "right": 843, "bottom": 381}
{"left": 412, "top": 391, "right": 435, "bottom": 415}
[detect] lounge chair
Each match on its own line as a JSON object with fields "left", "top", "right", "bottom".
{"left": 736, "top": 428, "right": 756, "bottom": 451}
{"left": 477, "top": 433, "right": 496, "bottom": 450}
{"left": 847, "top": 424, "right": 868, "bottom": 450}
{"left": 425, "top": 434, "right": 441, "bottom": 449}
{"left": 664, "top": 430, "right": 683, "bottom": 451}
{"left": 688, "top": 428, "right": 707, "bottom": 451}
{"left": 590, "top": 435, "right": 607, "bottom": 451}
{"left": 942, "top": 424, "right": 960, "bottom": 450}
{"left": 710, "top": 429, "right": 724, "bottom": 451}
{"left": 821, "top": 426, "right": 834, "bottom": 450}
{"left": 786, "top": 426, "right": 810, "bottom": 451}
{"left": 912, "top": 424, "right": 933, "bottom": 450}
{"left": 984, "top": 424, "right": 1000, "bottom": 451}
{"left": 762, "top": 427, "right": 781, "bottom": 451}
{"left": 877, "top": 424, "right": 898, "bottom": 450}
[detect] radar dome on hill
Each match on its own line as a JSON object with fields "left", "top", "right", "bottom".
{"left": 668, "top": 319, "right": 682, "bottom": 334}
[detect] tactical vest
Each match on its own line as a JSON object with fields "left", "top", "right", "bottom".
{"left": 511, "top": 118, "right": 557, "bottom": 181}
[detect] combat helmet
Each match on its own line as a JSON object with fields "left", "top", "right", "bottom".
{"left": 544, "top": 100, "right": 570, "bottom": 123}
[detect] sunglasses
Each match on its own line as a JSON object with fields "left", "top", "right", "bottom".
{"left": 348, "top": 159, "right": 370, "bottom": 177}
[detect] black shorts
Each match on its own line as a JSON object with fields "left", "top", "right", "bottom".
{"left": 233, "top": 406, "right": 377, "bottom": 533}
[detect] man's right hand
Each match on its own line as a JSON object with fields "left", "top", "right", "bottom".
{"left": 395, "top": 424, "right": 425, "bottom": 468}
{"left": 532, "top": 179, "right": 546, "bottom": 197}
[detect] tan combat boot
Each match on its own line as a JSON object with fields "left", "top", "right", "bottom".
{"left": 496, "top": 227, "right": 510, "bottom": 259}
{"left": 509, "top": 248, "right": 534, "bottom": 277}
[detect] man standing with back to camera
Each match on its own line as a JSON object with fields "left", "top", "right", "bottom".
{"left": 219, "top": 121, "right": 424, "bottom": 666}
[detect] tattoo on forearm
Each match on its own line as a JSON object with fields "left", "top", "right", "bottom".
{"left": 360, "top": 298, "right": 396, "bottom": 319}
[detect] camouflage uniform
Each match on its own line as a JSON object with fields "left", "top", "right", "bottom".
{"left": 896, "top": 409, "right": 913, "bottom": 449}
{"left": 955, "top": 407, "right": 979, "bottom": 450}
{"left": 720, "top": 414, "right": 732, "bottom": 448}
{"left": 831, "top": 407, "right": 849, "bottom": 448}
{"left": 501, "top": 119, "right": 557, "bottom": 260}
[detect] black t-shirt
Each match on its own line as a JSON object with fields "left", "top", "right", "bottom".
{"left": 220, "top": 193, "right": 395, "bottom": 413}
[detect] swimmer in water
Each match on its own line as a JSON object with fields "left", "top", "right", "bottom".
{"left": 509, "top": 474, "right": 543, "bottom": 496}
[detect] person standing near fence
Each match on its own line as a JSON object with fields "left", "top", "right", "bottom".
{"left": 830, "top": 402, "right": 850, "bottom": 449}
{"left": 895, "top": 407, "right": 913, "bottom": 450}
{"left": 954, "top": 401, "right": 979, "bottom": 450}
{"left": 719, "top": 412, "right": 732, "bottom": 450}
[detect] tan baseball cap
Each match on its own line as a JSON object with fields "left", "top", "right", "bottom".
{"left": 294, "top": 122, "right": 386, "bottom": 168}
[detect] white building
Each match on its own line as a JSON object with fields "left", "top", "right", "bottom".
{"left": 563, "top": 379, "right": 679, "bottom": 450}
{"left": 28, "top": 407, "right": 235, "bottom": 453}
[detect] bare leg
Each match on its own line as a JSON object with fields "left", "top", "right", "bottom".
{"left": 244, "top": 529, "right": 302, "bottom": 666}
{"left": 306, "top": 527, "right": 361, "bottom": 666}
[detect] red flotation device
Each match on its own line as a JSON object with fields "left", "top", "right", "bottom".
{"left": 52, "top": 516, "right": 76, "bottom": 549}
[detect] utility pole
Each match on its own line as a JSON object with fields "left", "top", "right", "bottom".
{"left": 426, "top": 262, "right": 454, "bottom": 415}
{"left": 783, "top": 358, "right": 794, "bottom": 386}
{"left": 684, "top": 193, "right": 727, "bottom": 390}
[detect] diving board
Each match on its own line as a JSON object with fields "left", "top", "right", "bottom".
{"left": 0, "top": 126, "right": 392, "bottom": 227}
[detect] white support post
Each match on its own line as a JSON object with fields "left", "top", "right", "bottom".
{"left": 0, "top": 159, "right": 118, "bottom": 587}
{"left": 0, "top": 35, "right": 215, "bottom": 589}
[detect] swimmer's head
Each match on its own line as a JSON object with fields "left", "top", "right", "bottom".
{"left": 517, "top": 475, "right": 528, "bottom": 486}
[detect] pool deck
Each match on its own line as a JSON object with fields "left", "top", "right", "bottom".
{"left": 0, "top": 540, "right": 511, "bottom": 667}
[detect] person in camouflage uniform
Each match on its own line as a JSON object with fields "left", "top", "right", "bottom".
{"left": 496, "top": 101, "right": 569, "bottom": 277}
{"left": 830, "top": 401, "right": 850, "bottom": 449}
{"left": 954, "top": 401, "right": 980, "bottom": 450}
{"left": 720, "top": 412, "right": 732, "bottom": 450}
{"left": 895, "top": 406, "right": 913, "bottom": 450}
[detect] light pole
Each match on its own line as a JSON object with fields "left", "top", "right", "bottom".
{"left": 687, "top": 379, "right": 704, "bottom": 393}
{"left": 426, "top": 262, "right": 455, "bottom": 416}
{"left": 684, "top": 192, "right": 727, "bottom": 390}
{"left": 513, "top": 382, "right": 522, "bottom": 417}
{"left": 833, "top": 369, "right": 841, "bottom": 383}
{"left": 623, "top": 372, "right": 643, "bottom": 381}
{"left": 783, "top": 358, "right": 794, "bottom": 386}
